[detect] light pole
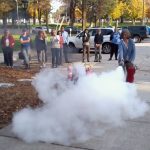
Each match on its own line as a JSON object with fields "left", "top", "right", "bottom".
{"left": 15, "top": 0, "right": 19, "bottom": 29}
{"left": 22, "top": 0, "right": 29, "bottom": 29}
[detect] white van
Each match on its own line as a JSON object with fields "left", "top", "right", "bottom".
{"left": 68, "top": 27, "right": 114, "bottom": 53}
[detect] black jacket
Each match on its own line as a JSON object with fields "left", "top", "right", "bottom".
{"left": 35, "top": 36, "right": 47, "bottom": 51}
{"left": 94, "top": 33, "right": 103, "bottom": 44}
{"left": 82, "top": 33, "right": 90, "bottom": 43}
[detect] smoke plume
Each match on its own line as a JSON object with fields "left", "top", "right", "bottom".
{"left": 12, "top": 65, "right": 148, "bottom": 145}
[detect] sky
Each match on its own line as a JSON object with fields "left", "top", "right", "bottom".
{"left": 51, "top": 0, "right": 63, "bottom": 12}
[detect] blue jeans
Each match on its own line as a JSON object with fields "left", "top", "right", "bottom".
{"left": 22, "top": 46, "right": 30, "bottom": 65}
{"left": 51, "top": 48, "right": 60, "bottom": 67}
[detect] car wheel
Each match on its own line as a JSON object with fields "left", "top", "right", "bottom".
{"left": 133, "top": 35, "right": 141, "bottom": 43}
{"left": 102, "top": 43, "right": 111, "bottom": 54}
{"left": 68, "top": 43, "right": 77, "bottom": 53}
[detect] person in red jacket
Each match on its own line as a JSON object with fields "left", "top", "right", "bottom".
{"left": 1, "top": 29, "right": 15, "bottom": 68}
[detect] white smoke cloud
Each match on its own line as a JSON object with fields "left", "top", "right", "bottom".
{"left": 12, "top": 65, "right": 149, "bottom": 145}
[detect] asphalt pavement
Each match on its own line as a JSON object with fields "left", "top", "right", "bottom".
{"left": 0, "top": 38, "right": 150, "bottom": 150}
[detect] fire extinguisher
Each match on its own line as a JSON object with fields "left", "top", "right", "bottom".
{"left": 67, "top": 64, "right": 73, "bottom": 81}
{"left": 126, "top": 65, "right": 135, "bottom": 83}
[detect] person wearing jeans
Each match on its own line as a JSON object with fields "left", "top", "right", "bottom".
{"left": 57, "top": 30, "right": 64, "bottom": 65}
{"left": 50, "top": 29, "right": 61, "bottom": 68}
{"left": 20, "top": 29, "right": 31, "bottom": 69}
{"left": 61, "top": 26, "right": 70, "bottom": 63}
{"left": 35, "top": 30, "right": 47, "bottom": 68}
{"left": 1, "top": 29, "right": 15, "bottom": 68}
{"left": 118, "top": 29, "right": 136, "bottom": 83}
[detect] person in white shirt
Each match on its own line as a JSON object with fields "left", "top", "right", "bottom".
{"left": 61, "top": 26, "right": 70, "bottom": 63}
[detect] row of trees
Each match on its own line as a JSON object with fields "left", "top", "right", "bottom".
{"left": 0, "top": 0, "right": 150, "bottom": 28}
{"left": 62, "top": 0, "right": 150, "bottom": 28}
{"left": 0, "top": 0, "right": 51, "bottom": 26}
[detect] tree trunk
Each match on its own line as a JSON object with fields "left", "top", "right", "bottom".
{"left": 46, "top": 10, "right": 49, "bottom": 32}
{"left": 2, "top": 13, "right": 7, "bottom": 28}
{"left": 33, "top": 10, "right": 36, "bottom": 25}
{"left": 120, "top": 16, "right": 124, "bottom": 23}
{"left": 38, "top": 9, "right": 41, "bottom": 25}
{"left": 69, "top": 0, "right": 76, "bottom": 26}
{"left": 12, "top": 18, "right": 15, "bottom": 26}
{"left": 82, "top": 0, "right": 86, "bottom": 30}
{"left": 132, "top": 19, "right": 135, "bottom": 25}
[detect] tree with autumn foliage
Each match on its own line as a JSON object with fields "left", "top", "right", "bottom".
{"left": 28, "top": 0, "right": 52, "bottom": 26}
{"left": 0, "top": 0, "right": 16, "bottom": 26}
{"left": 111, "top": 0, "right": 127, "bottom": 26}
{"left": 127, "top": 0, "right": 144, "bottom": 24}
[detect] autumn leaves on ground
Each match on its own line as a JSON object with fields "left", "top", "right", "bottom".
{"left": 0, "top": 66, "right": 42, "bottom": 129}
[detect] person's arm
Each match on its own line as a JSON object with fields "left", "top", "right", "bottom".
{"left": 130, "top": 40, "right": 136, "bottom": 62}
{"left": 20, "top": 36, "right": 30, "bottom": 44}
{"left": 1, "top": 37, "right": 4, "bottom": 49}
{"left": 35, "top": 36, "right": 38, "bottom": 50}
{"left": 94, "top": 34, "right": 96, "bottom": 44}
{"left": 11, "top": 36, "right": 15, "bottom": 47}
{"left": 118, "top": 41, "right": 124, "bottom": 64}
{"left": 65, "top": 31, "right": 69, "bottom": 45}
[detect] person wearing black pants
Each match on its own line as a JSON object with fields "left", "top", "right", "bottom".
{"left": 109, "top": 43, "right": 118, "bottom": 60}
{"left": 1, "top": 29, "right": 15, "bottom": 68}
{"left": 108, "top": 28, "right": 120, "bottom": 61}
{"left": 94, "top": 29, "right": 103, "bottom": 62}
{"left": 3, "top": 47, "right": 13, "bottom": 67}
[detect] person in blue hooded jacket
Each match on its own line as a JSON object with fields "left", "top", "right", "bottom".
{"left": 118, "top": 29, "right": 136, "bottom": 66}
{"left": 108, "top": 28, "right": 121, "bottom": 61}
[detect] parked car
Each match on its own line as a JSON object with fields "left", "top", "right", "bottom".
{"left": 64, "top": 26, "right": 81, "bottom": 36}
{"left": 32, "top": 26, "right": 51, "bottom": 34}
{"left": 68, "top": 27, "right": 114, "bottom": 53}
{"left": 122, "top": 25, "right": 149, "bottom": 43}
{"left": 147, "top": 26, "right": 150, "bottom": 36}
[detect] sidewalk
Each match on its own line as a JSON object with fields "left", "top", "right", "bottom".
{"left": 0, "top": 43, "right": 150, "bottom": 150}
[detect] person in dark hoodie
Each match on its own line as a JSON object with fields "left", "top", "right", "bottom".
{"left": 94, "top": 29, "right": 103, "bottom": 62}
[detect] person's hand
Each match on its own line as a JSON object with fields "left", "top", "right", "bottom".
{"left": 119, "top": 60, "right": 124, "bottom": 66}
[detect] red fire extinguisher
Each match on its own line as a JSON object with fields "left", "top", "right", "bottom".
{"left": 126, "top": 65, "right": 136, "bottom": 83}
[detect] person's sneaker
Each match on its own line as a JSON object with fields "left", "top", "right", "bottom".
{"left": 108, "top": 58, "right": 112, "bottom": 61}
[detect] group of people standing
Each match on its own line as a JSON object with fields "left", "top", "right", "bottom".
{"left": 1, "top": 26, "right": 136, "bottom": 82}
{"left": 34, "top": 26, "right": 70, "bottom": 68}
{"left": 82, "top": 27, "right": 136, "bottom": 82}
{"left": 1, "top": 26, "right": 70, "bottom": 69}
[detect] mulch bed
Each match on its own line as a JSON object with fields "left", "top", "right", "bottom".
{"left": 0, "top": 66, "right": 42, "bottom": 129}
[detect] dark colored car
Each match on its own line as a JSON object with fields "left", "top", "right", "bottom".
{"left": 147, "top": 26, "right": 150, "bottom": 35}
{"left": 64, "top": 26, "right": 81, "bottom": 35}
{"left": 122, "top": 25, "right": 149, "bottom": 43}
